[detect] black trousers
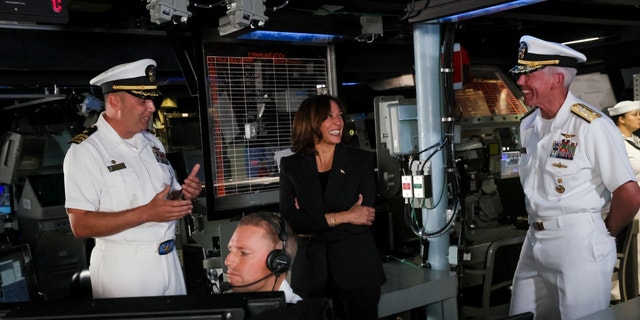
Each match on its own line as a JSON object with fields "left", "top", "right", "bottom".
{"left": 292, "top": 237, "right": 381, "bottom": 320}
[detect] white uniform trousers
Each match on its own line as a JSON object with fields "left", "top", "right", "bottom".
{"left": 90, "top": 239, "right": 186, "bottom": 298}
{"left": 509, "top": 213, "right": 616, "bottom": 319}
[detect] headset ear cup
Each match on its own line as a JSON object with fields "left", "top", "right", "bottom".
{"left": 266, "top": 249, "right": 291, "bottom": 274}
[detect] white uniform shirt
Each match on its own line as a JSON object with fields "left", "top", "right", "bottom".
{"left": 519, "top": 92, "right": 636, "bottom": 218}
{"left": 623, "top": 134, "right": 640, "bottom": 182}
{"left": 279, "top": 279, "right": 302, "bottom": 304}
{"left": 64, "top": 113, "right": 180, "bottom": 242}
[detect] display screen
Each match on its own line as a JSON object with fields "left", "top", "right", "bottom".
{"left": 166, "top": 113, "right": 202, "bottom": 152}
{"left": 200, "top": 43, "right": 328, "bottom": 217}
{"left": 0, "top": 183, "right": 11, "bottom": 215}
{"left": 501, "top": 151, "right": 521, "bottom": 179}
{"left": 0, "top": 244, "right": 39, "bottom": 303}
{"left": 27, "top": 174, "right": 65, "bottom": 207}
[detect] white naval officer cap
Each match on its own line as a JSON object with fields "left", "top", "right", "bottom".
{"left": 608, "top": 100, "right": 640, "bottom": 116}
{"left": 509, "top": 35, "right": 587, "bottom": 74}
{"left": 90, "top": 58, "right": 161, "bottom": 99}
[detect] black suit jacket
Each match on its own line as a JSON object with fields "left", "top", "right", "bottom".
{"left": 279, "top": 144, "right": 386, "bottom": 293}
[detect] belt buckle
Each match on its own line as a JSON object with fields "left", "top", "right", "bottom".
{"left": 158, "top": 239, "right": 175, "bottom": 255}
{"left": 533, "top": 221, "right": 545, "bottom": 231}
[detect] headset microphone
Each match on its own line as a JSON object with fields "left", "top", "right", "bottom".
{"left": 220, "top": 270, "right": 278, "bottom": 293}
{"left": 220, "top": 213, "right": 291, "bottom": 293}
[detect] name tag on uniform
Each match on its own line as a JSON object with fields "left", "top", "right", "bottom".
{"left": 107, "top": 162, "right": 126, "bottom": 172}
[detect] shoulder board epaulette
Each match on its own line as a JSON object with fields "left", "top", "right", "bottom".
{"left": 69, "top": 126, "right": 97, "bottom": 144}
{"left": 520, "top": 106, "right": 538, "bottom": 121}
{"left": 571, "top": 103, "right": 601, "bottom": 123}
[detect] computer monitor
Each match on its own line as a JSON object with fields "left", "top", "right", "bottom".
{"left": 16, "top": 174, "right": 66, "bottom": 220}
{"left": 165, "top": 113, "right": 202, "bottom": 152}
{"left": 0, "top": 184, "right": 12, "bottom": 215}
{"left": 494, "top": 177, "right": 527, "bottom": 223}
{"left": 0, "top": 244, "right": 40, "bottom": 304}
{"left": 3, "top": 291, "right": 286, "bottom": 319}
{"left": 500, "top": 150, "right": 521, "bottom": 179}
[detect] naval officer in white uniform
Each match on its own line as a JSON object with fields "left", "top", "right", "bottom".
{"left": 508, "top": 35, "right": 640, "bottom": 319}
{"left": 64, "top": 59, "right": 202, "bottom": 298}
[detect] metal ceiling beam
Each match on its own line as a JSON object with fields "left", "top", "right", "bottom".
{"left": 493, "top": 12, "right": 640, "bottom": 26}
{"left": 1, "top": 94, "right": 66, "bottom": 110}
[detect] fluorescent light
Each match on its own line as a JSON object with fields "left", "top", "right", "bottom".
{"left": 237, "top": 30, "right": 343, "bottom": 43}
{"left": 562, "top": 37, "right": 601, "bottom": 45}
{"left": 431, "top": 0, "right": 546, "bottom": 23}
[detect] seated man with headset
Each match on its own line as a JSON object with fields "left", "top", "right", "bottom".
{"left": 223, "top": 212, "right": 301, "bottom": 304}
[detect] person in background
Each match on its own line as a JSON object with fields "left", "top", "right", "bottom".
{"left": 279, "top": 94, "right": 385, "bottom": 320}
{"left": 508, "top": 35, "right": 640, "bottom": 319}
{"left": 224, "top": 212, "right": 301, "bottom": 304}
{"left": 608, "top": 100, "right": 640, "bottom": 178}
{"left": 63, "top": 58, "right": 203, "bottom": 298}
{"left": 607, "top": 100, "right": 640, "bottom": 298}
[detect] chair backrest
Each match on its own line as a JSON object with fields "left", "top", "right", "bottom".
{"left": 483, "top": 235, "right": 525, "bottom": 308}
{"left": 618, "top": 219, "right": 639, "bottom": 301}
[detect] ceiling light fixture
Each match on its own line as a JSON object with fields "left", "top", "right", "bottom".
{"left": 237, "top": 30, "right": 343, "bottom": 43}
{"left": 562, "top": 37, "right": 601, "bottom": 45}
{"left": 408, "top": 0, "right": 546, "bottom": 24}
{"left": 146, "top": 0, "right": 192, "bottom": 25}
{"left": 218, "top": 0, "right": 268, "bottom": 37}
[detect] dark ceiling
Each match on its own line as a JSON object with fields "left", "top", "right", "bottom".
{"left": 2, "top": 0, "right": 640, "bottom": 110}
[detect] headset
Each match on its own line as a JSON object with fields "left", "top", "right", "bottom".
{"left": 260, "top": 212, "right": 291, "bottom": 275}
{"left": 220, "top": 213, "right": 291, "bottom": 293}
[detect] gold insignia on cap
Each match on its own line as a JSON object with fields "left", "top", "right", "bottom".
{"left": 518, "top": 41, "right": 527, "bottom": 60}
{"left": 146, "top": 64, "right": 156, "bottom": 84}
{"left": 111, "top": 85, "right": 158, "bottom": 90}
{"left": 128, "top": 89, "right": 161, "bottom": 97}
{"left": 561, "top": 133, "right": 575, "bottom": 138}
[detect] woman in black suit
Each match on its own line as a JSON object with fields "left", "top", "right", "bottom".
{"left": 279, "top": 95, "right": 386, "bottom": 320}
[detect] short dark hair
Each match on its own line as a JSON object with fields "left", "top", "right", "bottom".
{"left": 290, "top": 95, "right": 346, "bottom": 155}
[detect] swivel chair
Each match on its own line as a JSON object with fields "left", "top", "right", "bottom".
{"left": 613, "top": 219, "right": 639, "bottom": 302}
{"left": 69, "top": 268, "right": 92, "bottom": 299}
{"left": 459, "top": 235, "right": 525, "bottom": 320}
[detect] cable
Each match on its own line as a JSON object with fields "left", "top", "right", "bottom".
{"left": 419, "top": 135, "right": 449, "bottom": 173}
{"left": 270, "top": 0, "right": 289, "bottom": 12}
{"left": 191, "top": 1, "right": 225, "bottom": 9}
{"left": 389, "top": 256, "right": 422, "bottom": 268}
{"left": 422, "top": 199, "right": 460, "bottom": 239}
{"left": 400, "top": 0, "right": 430, "bottom": 21}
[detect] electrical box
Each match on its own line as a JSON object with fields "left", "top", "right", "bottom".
{"left": 401, "top": 175, "right": 413, "bottom": 198}
{"left": 375, "top": 96, "right": 418, "bottom": 156}
{"left": 412, "top": 175, "right": 425, "bottom": 198}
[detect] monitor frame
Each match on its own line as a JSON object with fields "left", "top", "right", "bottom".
{"left": 0, "top": 244, "right": 40, "bottom": 305}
